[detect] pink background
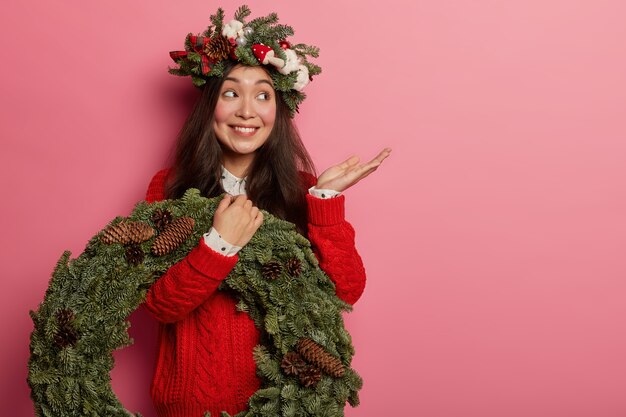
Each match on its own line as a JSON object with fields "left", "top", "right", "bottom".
{"left": 1, "top": 0, "right": 625, "bottom": 416}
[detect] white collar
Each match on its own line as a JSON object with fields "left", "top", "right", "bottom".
{"left": 221, "top": 166, "right": 247, "bottom": 196}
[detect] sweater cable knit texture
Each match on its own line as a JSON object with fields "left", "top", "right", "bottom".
{"left": 143, "top": 168, "right": 365, "bottom": 417}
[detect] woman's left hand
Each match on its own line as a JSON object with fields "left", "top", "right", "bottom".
{"left": 316, "top": 148, "right": 392, "bottom": 192}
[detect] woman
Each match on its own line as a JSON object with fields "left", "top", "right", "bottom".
{"left": 143, "top": 7, "right": 390, "bottom": 417}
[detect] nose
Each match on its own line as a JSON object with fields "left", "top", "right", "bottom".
{"left": 236, "top": 96, "right": 255, "bottom": 119}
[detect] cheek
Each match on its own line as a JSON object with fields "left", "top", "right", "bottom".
{"left": 258, "top": 104, "right": 277, "bottom": 127}
{"left": 213, "top": 100, "right": 231, "bottom": 125}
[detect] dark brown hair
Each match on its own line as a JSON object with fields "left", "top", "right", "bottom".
{"left": 165, "top": 62, "right": 316, "bottom": 235}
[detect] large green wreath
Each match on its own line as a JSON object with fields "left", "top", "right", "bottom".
{"left": 28, "top": 189, "right": 362, "bottom": 417}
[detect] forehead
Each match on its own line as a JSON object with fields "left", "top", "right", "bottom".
{"left": 224, "top": 65, "right": 273, "bottom": 86}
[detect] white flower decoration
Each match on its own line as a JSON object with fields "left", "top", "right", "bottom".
{"left": 277, "top": 49, "right": 301, "bottom": 75}
{"left": 293, "top": 65, "right": 310, "bottom": 91}
{"left": 222, "top": 19, "right": 244, "bottom": 39}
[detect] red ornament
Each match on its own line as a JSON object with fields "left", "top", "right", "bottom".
{"left": 252, "top": 44, "right": 274, "bottom": 64}
{"left": 279, "top": 40, "right": 291, "bottom": 50}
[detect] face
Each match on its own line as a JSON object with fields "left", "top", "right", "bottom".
{"left": 213, "top": 65, "right": 277, "bottom": 169}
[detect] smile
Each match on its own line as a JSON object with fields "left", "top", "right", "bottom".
{"left": 232, "top": 126, "right": 258, "bottom": 134}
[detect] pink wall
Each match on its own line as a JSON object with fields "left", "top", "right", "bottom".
{"left": 2, "top": 0, "right": 625, "bottom": 416}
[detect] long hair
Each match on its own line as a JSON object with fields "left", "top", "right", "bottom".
{"left": 165, "top": 62, "right": 316, "bottom": 235}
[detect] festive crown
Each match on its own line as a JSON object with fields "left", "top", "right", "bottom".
{"left": 169, "top": 5, "right": 321, "bottom": 117}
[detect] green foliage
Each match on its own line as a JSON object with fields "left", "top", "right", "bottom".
{"left": 248, "top": 13, "right": 279, "bottom": 29}
{"left": 210, "top": 8, "right": 226, "bottom": 36}
{"left": 279, "top": 89, "right": 306, "bottom": 117}
{"left": 234, "top": 5, "right": 251, "bottom": 22}
{"left": 292, "top": 44, "right": 320, "bottom": 59}
{"left": 28, "top": 189, "right": 361, "bottom": 416}
{"left": 184, "top": 33, "right": 194, "bottom": 51}
{"left": 206, "top": 60, "right": 225, "bottom": 78}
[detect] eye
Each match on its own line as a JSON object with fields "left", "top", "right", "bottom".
{"left": 257, "top": 92, "right": 271, "bottom": 101}
{"left": 223, "top": 90, "right": 237, "bottom": 98}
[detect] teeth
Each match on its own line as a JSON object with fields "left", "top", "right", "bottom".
{"left": 234, "top": 126, "right": 256, "bottom": 133}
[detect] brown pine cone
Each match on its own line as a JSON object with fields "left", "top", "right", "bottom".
{"left": 151, "top": 208, "right": 173, "bottom": 231}
{"left": 286, "top": 257, "right": 302, "bottom": 277}
{"left": 205, "top": 36, "right": 232, "bottom": 61}
{"left": 298, "top": 364, "right": 322, "bottom": 388}
{"left": 101, "top": 221, "right": 155, "bottom": 245}
{"left": 125, "top": 244, "right": 145, "bottom": 266}
{"left": 54, "top": 309, "right": 78, "bottom": 348}
{"left": 262, "top": 260, "right": 282, "bottom": 280}
{"left": 281, "top": 351, "right": 307, "bottom": 376}
{"left": 296, "top": 338, "right": 345, "bottom": 378}
{"left": 151, "top": 217, "right": 195, "bottom": 256}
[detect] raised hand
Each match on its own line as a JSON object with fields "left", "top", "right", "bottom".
{"left": 212, "top": 194, "right": 264, "bottom": 247}
{"left": 316, "top": 148, "right": 392, "bottom": 192}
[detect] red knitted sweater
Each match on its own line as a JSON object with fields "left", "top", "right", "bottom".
{"left": 143, "top": 168, "right": 366, "bottom": 417}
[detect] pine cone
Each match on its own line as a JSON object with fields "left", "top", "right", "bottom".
{"left": 54, "top": 309, "right": 78, "bottom": 348}
{"left": 261, "top": 260, "right": 282, "bottom": 280}
{"left": 286, "top": 257, "right": 302, "bottom": 277}
{"left": 151, "top": 217, "right": 195, "bottom": 256}
{"left": 281, "top": 351, "right": 307, "bottom": 376}
{"left": 296, "top": 338, "right": 345, "bottom": 378}
{"left": 151, "top": 208, "right": 173, "bottom": 231}
{"left": 101, "top": 221, "right": 155, "bottom": 245}
{"left": 205, "top": 36, "right": 232, "bottom": 61}
{"left": 125, "top": 244, "right": 145, "bottom": 266}
{"left": 298, "top": 364, "right": 322, "bottom": 388}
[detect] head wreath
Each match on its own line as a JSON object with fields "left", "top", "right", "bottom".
{"left": 169, "top": 5, "right": 322, "bottom": 117}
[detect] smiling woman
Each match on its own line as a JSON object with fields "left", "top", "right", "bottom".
{"left": 141, "top": 7, "right": 391, "bottom": 414}
{"left": 28, "top": 5, "right": 391, "bottom": 417}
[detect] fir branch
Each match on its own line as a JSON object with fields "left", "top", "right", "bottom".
{"left": 184, "top": 33, "right": 193, "bottom": 51}
{"left": 210, "top": 7, "right": 225, "bottom": 35}
{"left": 208, "top": 60, "right": 227, "bottom": 78}
{"left": 264, "top": 24, "right": 294, "bottom": 41}
{"left": 168, "top": 67, "right": 188, "bottom": 77}
{"left": 292, "top": 44, "right": 320, "bottom": 58}
{"left": 234, "top": 5, "right": 251, "bottom": 22}
{"left": 304, "top": 62, "right": 322, "bottom": 77}
{"left": 249, "top": 13, "right": 279, "bottom": 29}
{"left": 235, "top": 46, "right": 259, "bottom": 67}
{"left": 191, "top": 75, "right": 206, "bottom": 87}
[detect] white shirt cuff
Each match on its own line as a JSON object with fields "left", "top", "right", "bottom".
{"left": 308, "top": 186, "right": 341, "bottom": 199}
{"left": 203, "top": 227, "right": 241, "bottom": 257}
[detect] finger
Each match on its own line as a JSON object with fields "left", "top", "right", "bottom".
{"left": 252, "top": 210, "right": 264, "bottom": 229}
{"left": 249, "top": 206, "right": 259, "bottom": 219}
{"left": 231, "top": 194, "right": 248, "bottom": 206}
{"left": 368, "top": 148, "right": 392, "bottom": 166}
{"left": 215, "top": 194, "right": 233, "bottom": 214}
{"left": 338, "top": 155, "right": 360, "bottom": 170}
{"left": 360, "top": 164, "right": 380, "bottom": 178}
{"left": 244, "top": 199, "right": 253, "bottom": 211}
{"left": 345, "top": 161, "right": 380, "bottom": 183}
{"left": 356, "top": 149, "right": 391, "bottom": 173}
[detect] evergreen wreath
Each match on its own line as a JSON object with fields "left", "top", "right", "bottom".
{"left": 28, "top": 189, "right": 362, "bottom": 417}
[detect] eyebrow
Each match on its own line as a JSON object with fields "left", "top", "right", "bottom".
{"left": 223, "top": 76, "right": 274, "bottom": 87}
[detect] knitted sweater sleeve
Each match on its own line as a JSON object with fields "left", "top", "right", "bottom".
{"left": 142, "top": 169, "right": 238, "bottom": 323}
{"left": 303, "top": 175, "right": 366, "bottom": 305}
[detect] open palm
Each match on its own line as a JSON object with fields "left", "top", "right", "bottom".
{"left": 316, "top": 148, "right": 391, "bottom": 192}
